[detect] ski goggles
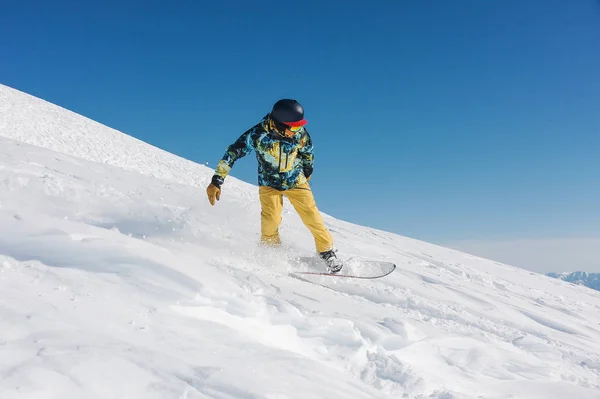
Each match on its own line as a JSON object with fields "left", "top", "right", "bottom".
{"left": 273, "top": 119, "right": 305, "bottom": 135}
{"left": 285, "top": 124, "right": 305, "bottom": 133}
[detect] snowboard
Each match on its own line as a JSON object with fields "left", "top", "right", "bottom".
{"left": 288, "top": 256, "right": 396, "bottom": 280}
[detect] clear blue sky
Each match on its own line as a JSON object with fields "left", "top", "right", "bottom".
{"left": 2, "top": 0, "right": 599, "bottom": 245}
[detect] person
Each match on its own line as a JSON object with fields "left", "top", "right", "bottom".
{"left": 205, "top": 99, "right": 343, "bottom": 273}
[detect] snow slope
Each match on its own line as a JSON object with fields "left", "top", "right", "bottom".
{"left": 1, "top": 83, "right": 600, "bottom": 399}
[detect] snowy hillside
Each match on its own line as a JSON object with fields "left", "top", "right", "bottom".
{"left": 1, "top": 83, "right": 600, "bottom": 399}
{"left": 0, "top": 84, "right": 212, "bottom": 187}
{"left": 547, "top": 271, "right": 600, "bottom": 292}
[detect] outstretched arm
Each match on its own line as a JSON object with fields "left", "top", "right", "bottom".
{"left": 211, "top": 127, "right": 255, "bottom": 187}
{"left": 297, "top": 130, "right": 314, "bottom": 180}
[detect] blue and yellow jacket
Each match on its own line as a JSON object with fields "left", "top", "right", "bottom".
{"left": 211, "top": 115, "right": 314, "bottom": 191}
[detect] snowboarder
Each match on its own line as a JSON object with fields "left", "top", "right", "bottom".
{"left": 205, "top": 99, "right": 343, "bottom": 273}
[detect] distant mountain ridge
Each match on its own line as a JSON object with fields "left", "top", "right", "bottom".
{"left": 546, "top": 271, "right": 600, "bottom": 291}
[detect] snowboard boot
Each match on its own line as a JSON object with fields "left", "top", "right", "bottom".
{"left": 319, "top": 249, "right": 343, "bottom": 273}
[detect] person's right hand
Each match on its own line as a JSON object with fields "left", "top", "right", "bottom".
{"left": 206, "top": 183, "right": 221, "bottom": 206}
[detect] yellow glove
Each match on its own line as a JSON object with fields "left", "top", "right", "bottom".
{"left": 206, "top": 183, "right": 221, "bottom": 206}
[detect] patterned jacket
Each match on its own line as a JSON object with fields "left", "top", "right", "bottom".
{"left": 211, "top": 115, "right": 314, "bottom": 191}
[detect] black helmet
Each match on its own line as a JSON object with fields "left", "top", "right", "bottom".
{"left": 271, "top": 99, "right": 307, "bottom": 126}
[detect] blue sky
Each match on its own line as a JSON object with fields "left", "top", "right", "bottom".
{"left": 1, "top": 1, "right": 599, "bottom": 268}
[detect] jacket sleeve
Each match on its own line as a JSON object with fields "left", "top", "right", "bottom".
{"left": 211, "top": 127, "right": 255, "bottom": 187}
{"left": 297, "top": 130, "right": 314, "bottom": 179}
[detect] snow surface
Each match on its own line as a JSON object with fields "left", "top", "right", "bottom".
{"left": 1, "top": 83, "right": 600, "bottom": 399}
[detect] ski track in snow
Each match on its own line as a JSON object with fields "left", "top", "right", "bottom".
{"left": 1, "top": 83, "right": 600, "bottom": 398}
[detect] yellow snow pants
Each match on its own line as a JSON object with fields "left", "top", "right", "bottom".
{"left": 259, "top": 184, "right": 333, "bottom": 253}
